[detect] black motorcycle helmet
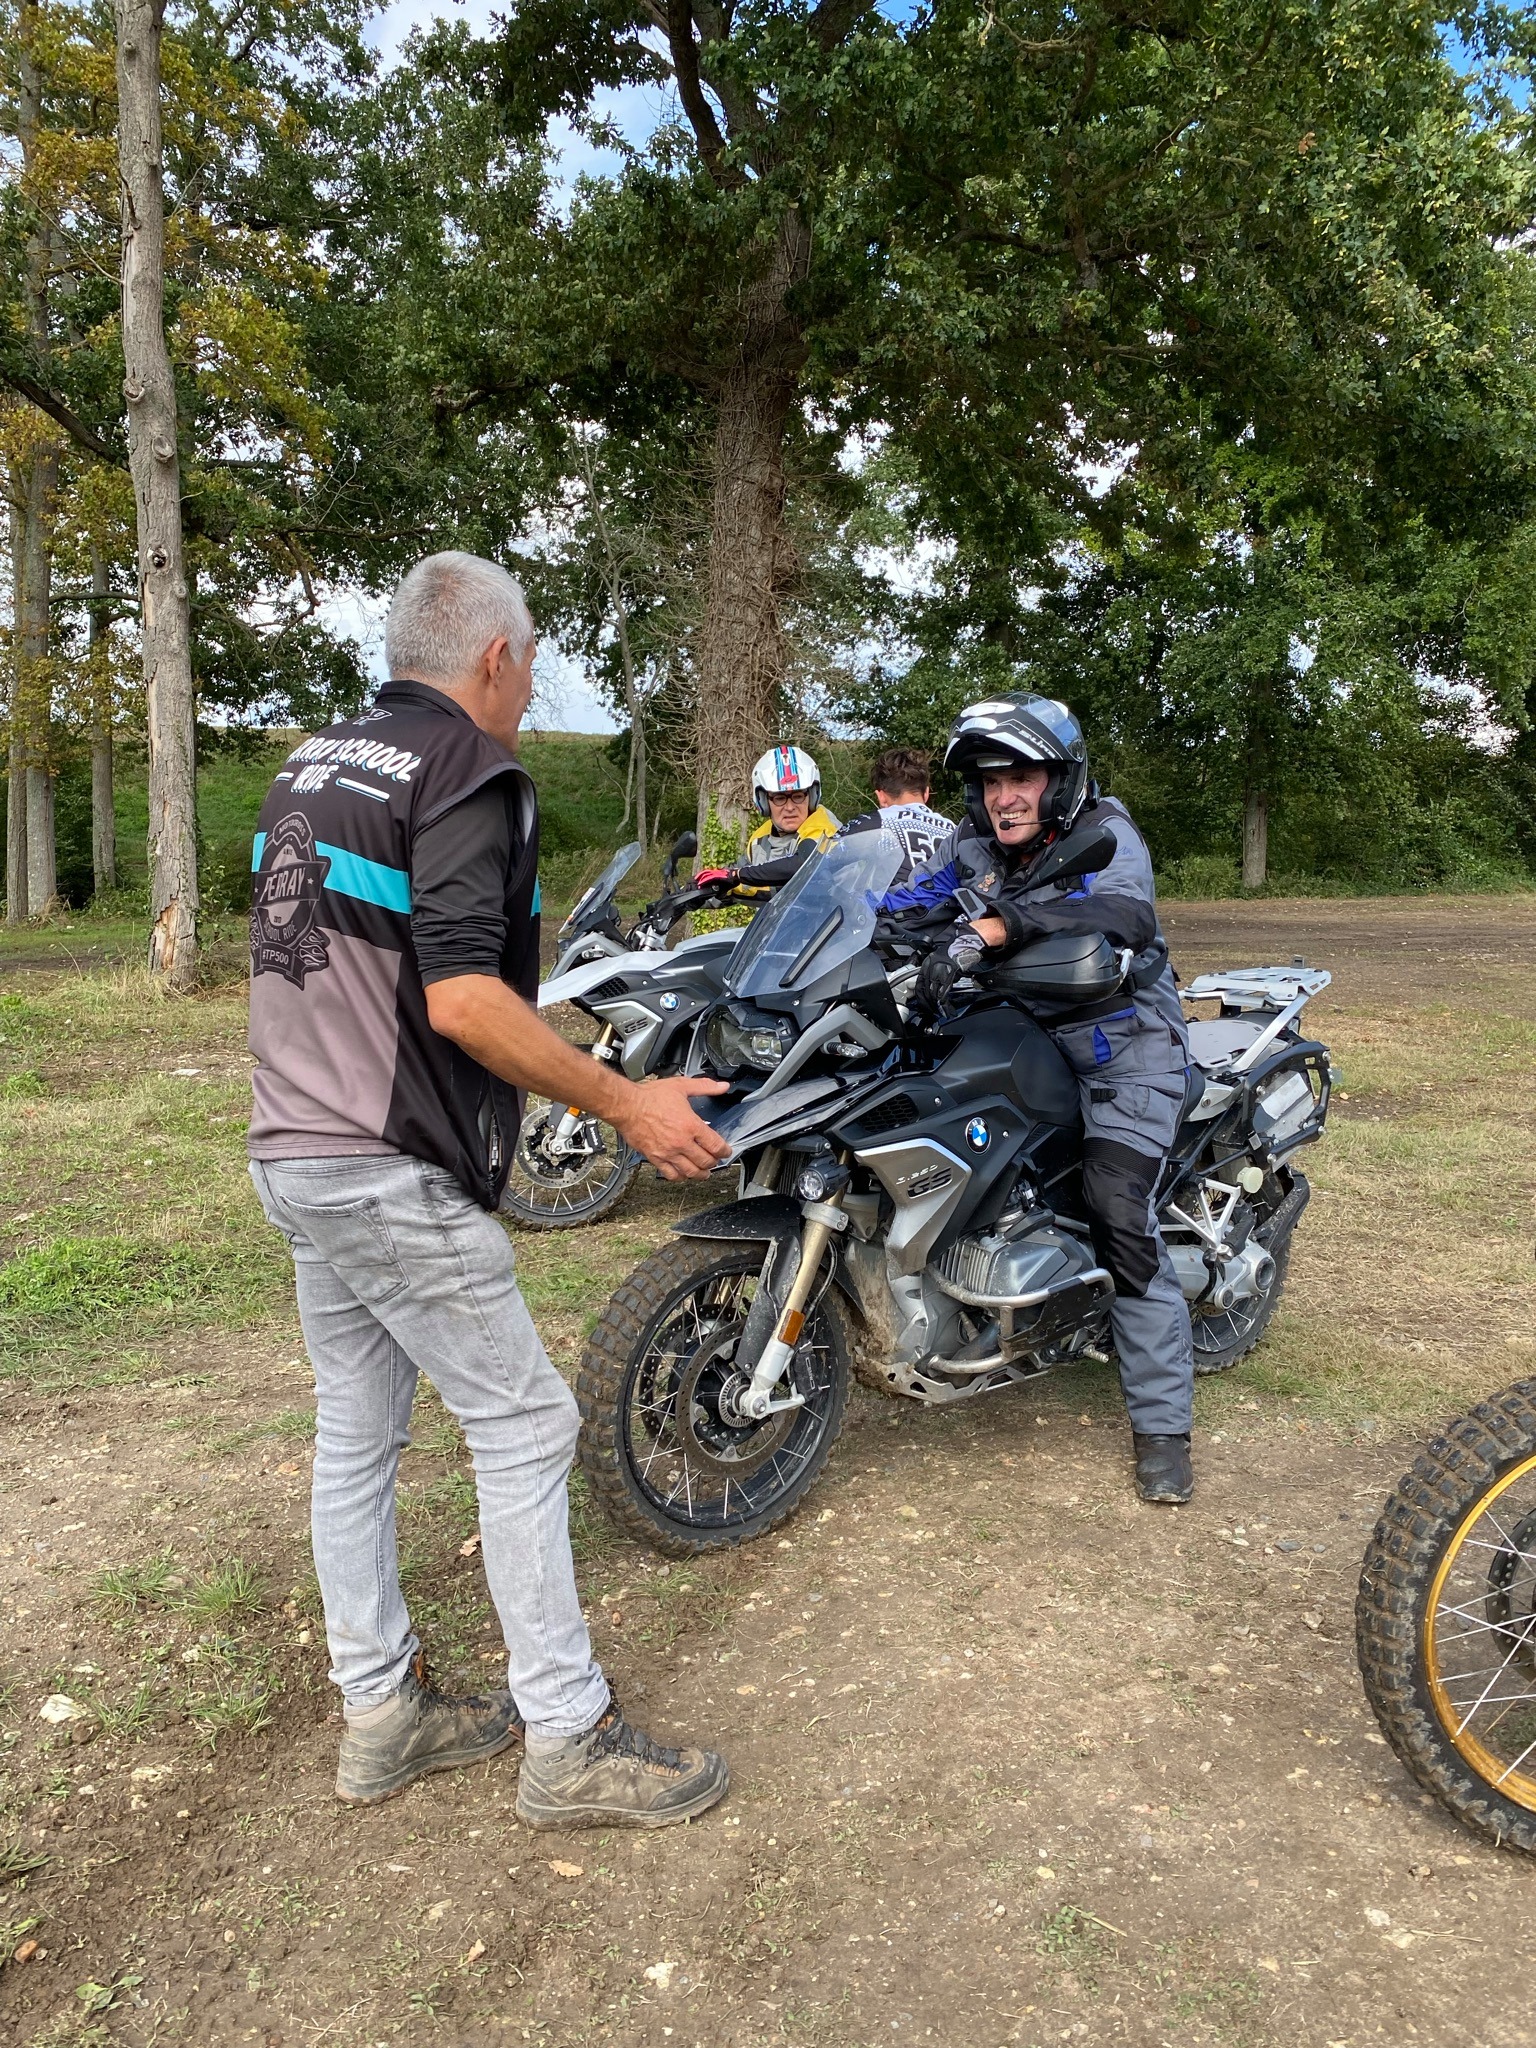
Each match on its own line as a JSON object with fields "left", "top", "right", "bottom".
{"left": 943, "top": 693, "right": 1090, "bottom": 844}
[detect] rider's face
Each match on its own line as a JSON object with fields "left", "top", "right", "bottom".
{"left": 766, "top": 789, "right": 811, "bottom": 833}
{"left": 982, "top": 766, "right": 1050, "bottom": 847}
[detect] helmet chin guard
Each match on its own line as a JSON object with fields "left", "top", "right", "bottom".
{"left": 943, "top": 693, "right": 1089, "bottom": 843}
{"left": 751, "top": 743, "right": 822, "bottom": 818}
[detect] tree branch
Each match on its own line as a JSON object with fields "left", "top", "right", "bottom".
{"left": 0, "top": 367, "right": 123, "bottom": 466}
{"left": 665, "top": 0, "right": 744, "bottom": 188}
{"left": 807, "top": 0, "right": 868, "bottom": 51}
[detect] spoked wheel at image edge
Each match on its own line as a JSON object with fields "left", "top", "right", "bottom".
{"left": 576, "top": 1240, "right": 849, "bottom": 1557}
{"left": 1357, "top": 1378, "right": 1536, "bottom": 1851}
{"left": 500, "top": 1090, "right": 642, "bottom": 1229}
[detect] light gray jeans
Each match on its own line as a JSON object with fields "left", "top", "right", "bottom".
{"left": 250, "top": 1154, "right": 609, "bottom": 1740}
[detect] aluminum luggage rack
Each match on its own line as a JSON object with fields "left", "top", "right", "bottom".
{"left": 1181, "top": 964, "right": 1332, "bottom": 1078}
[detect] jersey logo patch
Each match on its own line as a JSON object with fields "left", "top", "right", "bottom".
{"left": 252, "top": 812, "right": 332, "bottom": 988}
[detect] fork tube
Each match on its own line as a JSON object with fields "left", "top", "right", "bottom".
{"left": 740, "top": 1194, "right": 847, "bottom": 1418}
{"left": 553, "top": 1026, "right": 618, "bottom": 1138}
{"left": 745, "top": 1144, "right": 783, "bottom": 1198}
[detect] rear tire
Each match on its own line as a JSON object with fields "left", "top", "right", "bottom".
{"left": 1357, "top": 1382, "right": 1536, "bottom": 1852}
{"left": 1189, "top": 1172, "right": 1308, "bottom": 1375}
{"left": 577, "top": 1239, "right": 849, "bottom": 1557}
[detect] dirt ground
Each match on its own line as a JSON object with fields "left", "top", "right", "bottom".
{"left": 3, "top": 894, "right": 1536, "bottom": 2048}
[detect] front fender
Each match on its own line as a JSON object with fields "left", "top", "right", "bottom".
{"left": 671, "top": 1195, "right": 804, "bottom": 1244}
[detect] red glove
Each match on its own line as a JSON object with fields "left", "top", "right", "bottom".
{"left": 695, "top": 866, "right": 736, "bottom": 886}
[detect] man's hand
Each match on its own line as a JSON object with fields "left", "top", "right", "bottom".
{"left": 614, "top": 1075, "right": 732, "bottom": 1180}
{"left": 970, "top": 913, "right": 1008, "bottom": 949}
{"left": 425, "top": 975, "right": 730, "bottom": 1179}
{"left": 693, "top": 866, "right": 736, "bottom": 887}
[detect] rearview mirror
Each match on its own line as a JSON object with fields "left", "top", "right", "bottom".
{"left": 663, "top": 830, "right": 698, "bottom": 889}
{"left": 1027, "top": 822, "right": 1116, "bottom": 891}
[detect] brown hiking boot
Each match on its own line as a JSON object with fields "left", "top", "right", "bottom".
{"left": 335, "top": 1660, "right": 523, "bottom": 1806}
{"left": 515, "top": 1702, "right": 728, "bottom": 1831}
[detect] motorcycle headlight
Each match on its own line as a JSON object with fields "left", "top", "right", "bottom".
{"left": 705, "top": 1003, "right": 796, "bottom": 1074}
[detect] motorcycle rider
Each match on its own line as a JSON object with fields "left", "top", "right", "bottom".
{"left": 853, "top": 746, "right": 955, "bottom": 883}
{"left": 740, "top": 746, "right": 841, "bottom": 868}
{"left": 884, "top": 693, "right": 1196, "bottom": 1506}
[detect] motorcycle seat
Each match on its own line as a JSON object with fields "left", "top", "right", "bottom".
{"left": 1186, "top": 1016, "right": 1270, "bottom": 1073}
{"left": 1179, "top": 1064, "right": 1207, "bottom": 1123}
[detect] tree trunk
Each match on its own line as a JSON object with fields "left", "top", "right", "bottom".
{"left": 26, "top": 764, "right": 56, "bottom": 912}
{"left": 13, "top": 443, "right": 60, "bottom": 919}
{"left": 13, "top": 3, "right": 60, "bottom": 919}
{"left": 693, "top": 207, "right": 809, "bottom": 851}
{"left": 6, "top": 491, "right": 29, "bottom": 926}
{"left": 1242, "top": 786, "right": 1268, "bottom": 891}
{"left": 116, "top": 0, "right": 198, "bottom": 987}
{"left": 90, "top": 542, "right": 117, "bottom": 893}
{"left": 608, "top": 566, "right": 647, "bottom": 848}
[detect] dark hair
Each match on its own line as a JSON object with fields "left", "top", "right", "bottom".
{"left": 871, "top": 746, "right": 930, "bottom": 798}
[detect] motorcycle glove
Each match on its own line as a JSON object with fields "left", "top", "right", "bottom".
{"left": 912, "top": 948, "right": 962, "bottom": 1019}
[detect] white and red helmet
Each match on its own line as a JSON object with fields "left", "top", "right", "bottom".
{"left": 751, "top": 744, "right": 822, "bottom": 817}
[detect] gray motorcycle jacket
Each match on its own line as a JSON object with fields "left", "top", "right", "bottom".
{"left": 883, "top": 796, "right": 1186, "bottom": 1042}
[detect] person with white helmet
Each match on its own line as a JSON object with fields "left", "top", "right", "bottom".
{"left": 741, "top": 744, "right": 840, "bottom": 866}
{"left": 883, "top": 691, "right": 1196, "bottom": 1508}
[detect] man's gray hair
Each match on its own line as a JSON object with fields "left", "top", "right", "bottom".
{"left": 384, "top": 551, "right": 535, "bottom": 684}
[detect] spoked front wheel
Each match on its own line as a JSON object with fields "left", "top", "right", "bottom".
{"left": 500, "top": 1092, "right": 642, "bottom": 1229}
{"left": 576, "top": 1240, "right": 849, "bottom": 1556}
{"left": 1357, "top": 1380, "right": 1536, "bottom": 1851}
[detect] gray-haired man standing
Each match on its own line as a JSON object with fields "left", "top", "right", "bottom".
{"left": 248, "top": 551, "right": 731, "bottom": 1826}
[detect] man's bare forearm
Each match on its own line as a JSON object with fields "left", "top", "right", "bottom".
{"left": 424, "top": 975, "right": 632, "bottom": 1119}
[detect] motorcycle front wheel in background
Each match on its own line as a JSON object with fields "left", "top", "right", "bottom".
{"left": 1357, "top": 1379, "right": 1536, "bottom": 1852}
{"left": 500, "top": 1091, "right": 642, "bottom": 1229}
{"left": 577, "top": 1240, "right": 850, "bottom": 1557}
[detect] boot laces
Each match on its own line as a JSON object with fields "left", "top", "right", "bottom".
{"left": 589, "top": 1706, "right": 684, "bottom": 1775}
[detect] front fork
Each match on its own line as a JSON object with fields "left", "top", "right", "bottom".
{"left": 737, "top": 1193, "right": 850, "bottom": 1421}
{"left": 548, "top": 1024, "right": 618, "bottom": 1148}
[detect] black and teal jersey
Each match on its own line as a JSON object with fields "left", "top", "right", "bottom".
{"left": 247, "top": 679, "right": 541, "bottom": 1209}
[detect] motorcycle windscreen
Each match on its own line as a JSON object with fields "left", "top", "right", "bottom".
{"left": 559, "top": 841, "right": 644, "bottom": 937}
{"left": 726, "top": 832, "right": 905, "bottom": 1001}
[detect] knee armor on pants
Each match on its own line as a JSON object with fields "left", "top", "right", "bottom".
{"left": 1081, "top": 1139, "right": 1161, "bottom": 1299}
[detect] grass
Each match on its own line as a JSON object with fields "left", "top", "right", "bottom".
{"left": 186, "top": 1677, "right": 277, "bottom": 1747}
{"left": 0, "top": 970, "right": 282, "bottom": 1384}
{"left": 0, "top": 1839, "right": 49, "bottom": 1882}
{"left": 92, "top": 1682, "right": 158, "bottom": 1740}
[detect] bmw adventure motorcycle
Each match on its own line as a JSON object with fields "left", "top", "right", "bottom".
{"left": 576, "top": 829, "right": 1332, "bottom": 1554}
{"left": 504, "top": 833, "right": 753, "bottom": 1228}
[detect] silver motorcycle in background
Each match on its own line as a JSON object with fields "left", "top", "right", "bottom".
{"left": 503, "top": 833, "right": 754, "bottom": 1228}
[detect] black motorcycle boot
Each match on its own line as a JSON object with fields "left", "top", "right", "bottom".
{"left": 335, "top": 1657, "right": 523, "bottom": 1806}
{"left": 516, "top": 1702, "right": 728, "bottom": 1831}
{"left": 1133, "top": 1433, "right": 1194, "bottom": 1505}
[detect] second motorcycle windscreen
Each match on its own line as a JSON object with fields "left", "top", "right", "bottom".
{"left": 726, "top": 831, "right": 905, "bottom": 1000}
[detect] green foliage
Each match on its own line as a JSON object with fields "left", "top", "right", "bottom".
{"left": 0, "top": 1236, "right": 208, "bottom": 1324}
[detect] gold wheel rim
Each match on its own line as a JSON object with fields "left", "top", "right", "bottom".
{"left": 1424, "top": 1449, "right": 1536, "bottom": 1814}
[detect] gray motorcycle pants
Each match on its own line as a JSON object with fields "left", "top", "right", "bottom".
{"left": 1072, "top": 1063, "right": 1195, "bottom": 1438}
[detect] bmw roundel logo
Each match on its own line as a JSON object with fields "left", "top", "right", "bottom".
{"left": 659, "top": 992, "right": 680, "bottom": 1010}
{"left": 965, "top": 1117, "right": 990, "bottom": 1152}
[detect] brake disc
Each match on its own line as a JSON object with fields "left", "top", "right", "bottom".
{"left": 1484, "top": 1509, "right": 1536, "bottom": 1675}
{"left": 672, "top": 1327, "right": 797, "bottom": 1477}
